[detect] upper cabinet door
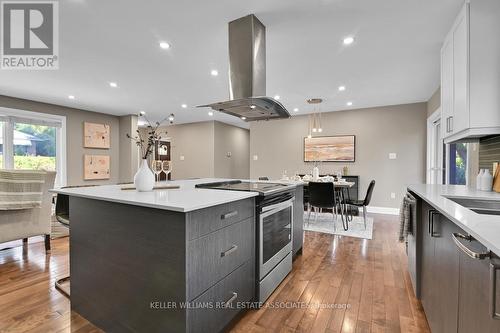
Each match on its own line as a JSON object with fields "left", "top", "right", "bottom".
{"left": 441, "top": 0, "right": 500, "bottom": 143}
{"left": 441, "top": 35, "right": 454, "bottom": 139}
{"left": 452, "top": 6, "right": 469, "bottom": 134}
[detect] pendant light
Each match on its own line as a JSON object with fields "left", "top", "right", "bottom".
{"left": 307, "top": 98, "right": 323, "bottom": 137}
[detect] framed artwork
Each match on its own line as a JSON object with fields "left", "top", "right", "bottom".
{"left": 304, "top": 135, "right": 355, "bottom": 162}
{"left": 84, "top": 155, "right": 110, "bottom": 180}
{"left": 84, "top": 122, "right": 110, "bottom": 149}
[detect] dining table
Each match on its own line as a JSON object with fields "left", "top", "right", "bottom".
{"left": 286, "top": 178, "right": 356, "bottom": 231}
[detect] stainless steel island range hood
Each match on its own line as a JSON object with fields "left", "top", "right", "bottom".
{"left": 198, "top": 14, "right": 290, "bottom": 121}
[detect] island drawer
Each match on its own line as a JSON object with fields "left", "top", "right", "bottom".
{"left": 187, "top": 198, "right": 254, "bottom": 240}
{"left": 187, "top": 259, "right": 254, "bottom": 333}
{"left": 187, "top": 216, "right": 254, "bottom": 300}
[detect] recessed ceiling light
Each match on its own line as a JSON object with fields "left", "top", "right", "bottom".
{"left": 210, "top": 69, "right": 218, "bottom": 76}
{"left": 241, "top": 116, "right": 246, "bottom": 120}
{"left": 250, "top": 105, "right": 256, "bottom": 109}
{"left": 293, "top": 108, "right": 299, "bottom": 112}
{"left": 68, "top": 95, "right": 75, "bottom": 100}
{"left": 159, "top": 42, "right": 170, "bottom": 49}
{"left": 347, "top": 101, "right": 353, "bottom": 106}
{"left": 109, "top": 82, "right": 118, "bottom": 88}
{"left": 208, "top": 111, "right": 214, "bottom": 116}
{"left": 338, "top": 86, "right": 346, "bottom": 91}
{"left": 181, "top": 104, "right": 187, "bottom": 108}
{"left": 343, "top": 36, "right": 354, "bottom": 45}
{"left": 139, "top": 111, "right": 146, "bottom": 115}
{"left": 274, "top": 95, "right": 280, "bottom": 100}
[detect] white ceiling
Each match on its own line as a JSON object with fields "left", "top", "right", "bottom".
{"left": 0, "top": 0, "right": 463, "bottom": 128}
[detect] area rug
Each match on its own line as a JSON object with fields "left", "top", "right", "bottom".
{"left": 303, "top": 211, "right": 374, "bottom": 240}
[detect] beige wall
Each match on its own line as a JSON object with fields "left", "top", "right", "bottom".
{"left": 161, "top": 121, "right": 215, "bottom": 179}
{"left": 250, "top": 103, "right": 427, "bottom": 208}
{"left": 145, "top": 121, "right": 250, "bottom": 180}
{"left": 0, "top": 95, "right": 121, "bottom": 186}
{"left": 427, "top": 87, "right": 441, "bottom": 117}
{"left": 119, "top": 115, "right": 139, "bottom": 183}
{"left": 214, "top": 122, "right": 250, "bottom": 179}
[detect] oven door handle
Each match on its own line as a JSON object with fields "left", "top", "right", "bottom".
{"left": 261, "top": 198, "right": 295, "bottom": 214}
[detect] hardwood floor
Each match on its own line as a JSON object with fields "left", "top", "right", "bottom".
{"left": 0, "top": 213, "right": 429, "bottom": 333}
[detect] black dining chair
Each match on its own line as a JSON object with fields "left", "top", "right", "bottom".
{"left": 346, "top": 180, "right": 376, "bottom": 230}
{"left": 307, "top": 182, "right": 338, "bottom": 231}
{"left": 258, "top": 177, "right": 269, "bottom": 181}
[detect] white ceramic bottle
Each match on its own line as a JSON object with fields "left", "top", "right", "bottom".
{"left": 481, "top": 169, "right": 493, "bottom": 191}
{"left": 134, "top": 159, "right": 155, "bottom": 191}
{"left": 476, "top": 169, "right": 485, "bottom": 190}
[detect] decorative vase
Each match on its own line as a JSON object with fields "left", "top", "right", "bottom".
{"left": 481, "top": 169, "right": 493, "bottom": 192}
{"left": 312, "top": 166, "right": 319, "bottom": 181}
{"left": 134, "top": 159, "right": 155, "bottom": 192}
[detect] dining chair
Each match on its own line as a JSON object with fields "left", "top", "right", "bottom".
{"left": 346, "top": 180, "right": 376, "bottom": 230}
{"left": 307, "top": 182, "right": 337, "bottom": 231}
{"left": 258, "top": 177, "right": 269, "bottom": 181}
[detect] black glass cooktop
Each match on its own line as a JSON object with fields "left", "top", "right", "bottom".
{"left": 195, "top": 180, "right": 289, "bottom": 194}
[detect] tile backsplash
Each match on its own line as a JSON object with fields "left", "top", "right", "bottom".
{"left": 479, "top": 136, "right": 500, "bottom": 173}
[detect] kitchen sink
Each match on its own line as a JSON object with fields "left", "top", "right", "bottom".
{"left": 445, "top": 197, "right": 500, "bottom": 215}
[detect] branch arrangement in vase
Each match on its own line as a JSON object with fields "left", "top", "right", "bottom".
{"left": 127, "top": 113, "right": 174, "bottom": 160}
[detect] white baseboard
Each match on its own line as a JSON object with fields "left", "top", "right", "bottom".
{"left": 362, "top": 206, "right": 400, "bottom": 216}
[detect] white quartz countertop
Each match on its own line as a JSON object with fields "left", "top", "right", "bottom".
{"left": 408, "top": 184, "right": 500, "bottom": 255}
{"left": 51, "top": 179, "right": 264, "bottom": 213}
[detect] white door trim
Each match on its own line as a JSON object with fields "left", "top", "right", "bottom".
{"left": 427, "top": 108, "right": 443, "bottom": 184}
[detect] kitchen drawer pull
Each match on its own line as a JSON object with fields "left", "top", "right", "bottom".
{"left": 224, "top": 292, "right": 238, "bottom": 308}
{"left": 220, "top": 244, "right": 238, "bottom": 257}
{"left": 490, "top": 263, "right": 500, "bottom": 320}
{"left": 452, "top": 233, "right": 491, "bottom": 260}
{"left": 221, "top": 211, "right": 238, "bottom": 220}
{"left": 429, "top": 210, "right": 439, "bottom": 237}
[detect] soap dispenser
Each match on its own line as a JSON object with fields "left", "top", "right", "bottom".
{"left": 476, "top": 169, "right": 484, "bottom": 190}
{"left": 481, "top": 169, "right": 493, "bottom": 191}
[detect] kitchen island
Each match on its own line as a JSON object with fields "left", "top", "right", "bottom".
{"left": 407, "top": 184, "right": 500, "bottom": 333}
{"left": 52, "top": 178, "right": 302, "bottom": 333}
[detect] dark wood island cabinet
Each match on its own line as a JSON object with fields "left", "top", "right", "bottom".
{"left": 409, "top": 190, "right": 500, "bottom": 333}
{"left": 69, "top": 196, "right": 256, "bottom": 333}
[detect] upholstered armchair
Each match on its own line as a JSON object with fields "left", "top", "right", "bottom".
{"left": 0, "top": 171, "right": 56, "bottom": 251}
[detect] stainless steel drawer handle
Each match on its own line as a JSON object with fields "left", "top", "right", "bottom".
{"left": 224, "top": 292, "right": 238, "bottom": 308}
{"left": 220, "top": 244, "right": 238, "bottom": 257}
{"left": 452, "top": 233, "right": 491, "bottom": 260}
{"left": 221, "top": 211, "right": 238, "bottom": 220}
{"left": 490, "top": 263, "right": 500, "bottom": 320}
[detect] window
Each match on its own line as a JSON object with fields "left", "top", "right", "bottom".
{"left": 14, "top": 123, "right": 56, "bottom": 171}
{"left": 0, "top": 108, "right": 66, "bottom": 187}
{"left": 448, "top": 143, "right": 468, "bottom": 185}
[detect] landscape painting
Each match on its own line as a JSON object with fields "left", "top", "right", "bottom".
{"left": 304, "top": 135, "right": 355, "bottom": 162}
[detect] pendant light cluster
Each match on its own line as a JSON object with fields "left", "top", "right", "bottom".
{"left": 307, "top": 98, "right": 323, "bottom": 138}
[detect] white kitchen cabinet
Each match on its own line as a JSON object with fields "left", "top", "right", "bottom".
{"left": 441, "top": 0, "right": 500, "bottom": 143}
